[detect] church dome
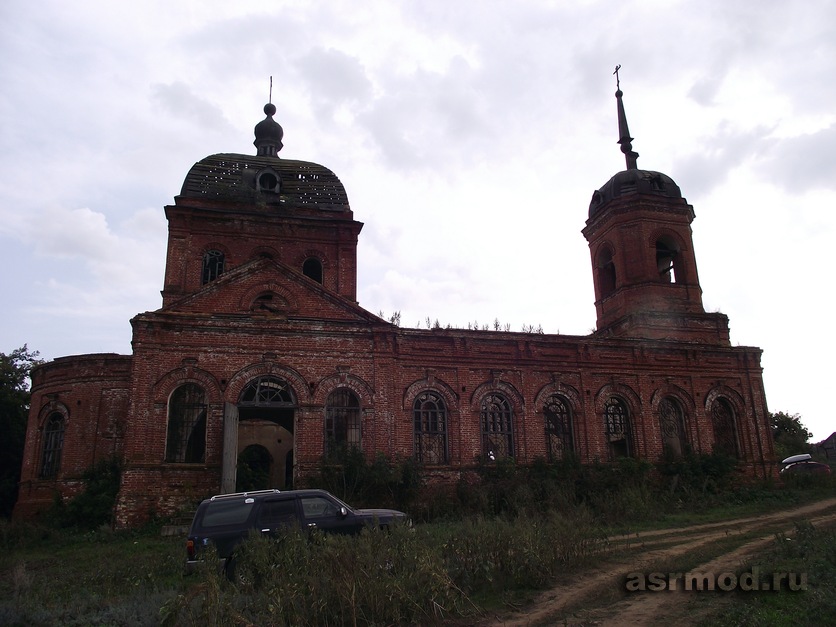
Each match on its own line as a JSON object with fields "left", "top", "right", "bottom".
{"left": 177, "top": 102, "right": 350, "bottom": 212}
{"left": 588, "top": 169, "right": 682, "bottom": 218}
{"left": 178, "top": 154, "right": 350, "bottom": 212}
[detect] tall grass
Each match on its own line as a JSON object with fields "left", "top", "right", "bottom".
{"left": 162, "top": 508, "right": 608, "bottom": 626}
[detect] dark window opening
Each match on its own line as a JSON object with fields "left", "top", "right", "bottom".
{"left": 656, "top": 239, "right": 679, "bottom": 283}
{"left": 202, "top": 249, "right": 225, "bottom": 285}
{"left": 544, "top": 395, "right": 573, "bottom": 461}
{"left": 40, "top": 412, "right": 65, "bottom": 478}
{"left": 413, "top": 391, "right": 448, "bottom": 465}
{"left": 258, "top": 172, "right": 279, "bottom": 192}
{"left": 481, "top": 393, "right": 513, "bottom": 461}
{"left": 166, "top": 383, "right": 207, "bottom": 463}
{"left": 302, "top": 258, "right": 323, "bottom": 284}
{"left": 597, "top": 248, "right": 616, "bottom": 298}
{"left": 325, "top": 389, "right": 361, "bottom": 455}
{"left": 604, "top": 397, "right": 632, "bottom": 459}
{"left": 659, "top": 397, "right": 686, "bottom": 458}
{"left": 711, "top": 398, "right": 740, "bottom": 458}
{"left": 236, "top": 444, "right": 273, "bottom": 492}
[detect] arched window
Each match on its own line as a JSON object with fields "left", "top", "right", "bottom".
{"left": 544, "top": 394, "right": 573, "bottom": 461}
{"left": 604, "top": 397, "right": 631, "bottom": 459}
{"left": 711, "top": 398, "right": 740, "bottom": 458}
{"left": 597, "top": 247, "right": 616, "bottom": 298}
{"left": 325, "top": 389, "right": 361, "bottom": 455}
{"left": 40, "top": 412, "right": 65, "bottom": 478}
{"left": 655, "top": 237, "right": 681, "bottom": 283}
{"left": 165, "top": 384, "right": 207, "bottom": 463}
{"left": 239, "top": 376, "right": 294, "bottom": 406}
{"left": 302, "top": 258, "right": 323, "bottom": 284}
{"left": 202, "top": 249, "right": 225, "bottom": 284}
{"left": 481, "top": 393, "right": 513, "bottom": 461}
{"left": 659, "top": 397, "right": 687, "bottom": 458}
{"left": 413, "top": 391, "right": 448, "bottom": 465}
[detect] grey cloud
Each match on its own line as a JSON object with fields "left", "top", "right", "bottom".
{"left": 295, "top": 47, "right": 373, "bottom": 117}
{"left": 759, "top": 125, "right": 836, "bottom": 193}
{"left": 673, "top": 124, "right": 772, "bottom": 198}
{"left": 151, "top": 82, "right": 233, "bottom": 131}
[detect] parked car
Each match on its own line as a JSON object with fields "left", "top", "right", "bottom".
{"left": 779, "top": 453, "right": 832, "bottom": 477}
{"left": 185, "top": 488, "right": 408, "bottom": 575}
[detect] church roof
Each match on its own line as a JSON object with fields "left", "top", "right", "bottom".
{"left": 178, "top": 99, "right": 350, "bottom": 212}
{"left": 179, "top": 154, "right": 350, "bottom": 212}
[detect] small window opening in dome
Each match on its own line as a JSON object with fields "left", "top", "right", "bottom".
{"left": 258, "top": 171, "right": 279, "bottom": 193}
{"left": 302, "top": 258, "right": 323, "bottom": 284}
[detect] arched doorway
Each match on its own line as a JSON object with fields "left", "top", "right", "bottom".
{"left": 227, "top": 375, "right": 297, "bottom": 492}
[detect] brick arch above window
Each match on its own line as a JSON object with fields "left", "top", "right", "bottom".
{"left": 402, "top": 376, "right": 459, "bottom": 411}
{"left": 703, "top": 385, "right": 746, "bottom": 417}
{"left": 593, "top": 383, "right": 641, "bottom": 415}
{"left": 37, "top": 400, "right": 70, "bottom": 427}
{"left": 469, "top": 377, "right": 524, "bottom": 412}
{"left": 153, "top": 366, "right": 221, "bottom": 405}
{"left": 646, "top": 228, "right": 690, "bottom": 253}
{"left": 293, "top": 249, "right": 331, "bottom": 269}
{"left": 314, "top": 371, "right": 374, "bottom": 407}
{"left": 534, "top": 381, "right": 582, "bottom": 415}
{"left": 650, "top": 384, "right": 695, "bottom": 415}
{"left": 238, "top": 283, "right": 298, "bottom": 314}
{"left": 226, "top": 362, "right": 309, "bottom": 405}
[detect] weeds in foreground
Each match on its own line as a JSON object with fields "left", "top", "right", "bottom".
{"left": 161, "top": 510, "right": 607, "bottom": 626}
{"left": 702, "top": 520, "right": 836, "bottom": 626}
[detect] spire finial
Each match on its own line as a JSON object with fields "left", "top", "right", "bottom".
{"left": 614, "top": 65, "right": 639, "bottom": 170}
{"left": 269, "top": 75, "right": 273, "bottom": 104}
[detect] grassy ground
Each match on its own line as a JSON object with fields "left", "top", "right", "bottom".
{"left": 1, "top": 479, "right": 833, "bottom": 626}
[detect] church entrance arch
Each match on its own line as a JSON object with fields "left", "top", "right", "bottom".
{"left": 228, "top": 375, "right": 296, "bottom": 492}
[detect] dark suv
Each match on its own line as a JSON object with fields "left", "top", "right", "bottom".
{"left": 185, "top": 488, "right": 408, "bottom": 574}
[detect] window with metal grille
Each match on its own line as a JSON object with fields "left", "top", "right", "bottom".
{"left": 711, "top": 398, "right": 739, "bottom": 458}
{"left": 239, "top": 376, "right": 294, "bottom": 406}
{"left": 40, "top": 412, "right": 65, "bottom": 478}
{"left": 325, "top": 389, "right": 361, "bottom": 455}
{"left": 604, "top": 397, "right": 631, "bottom": 459}
{"left": 481, "top": 393, "right": 513, "bottom": 461}
{"left": 659, "top": 397, "right": 687, "bottom": 458}
{"left": 413, "top": 391, "right": 448, "bottom": 465}
{"left": 202, "top": 249, "right": 225, "bottom": 284}
{"left": 544, "top": 395, "right": 573, "bottom": 461}
{"left": 165, "top": 384, "right": 207, "bottom": 463}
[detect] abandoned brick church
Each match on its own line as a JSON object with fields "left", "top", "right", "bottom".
{"left": 15, "top": 89, "right": 774, "bottom": 527}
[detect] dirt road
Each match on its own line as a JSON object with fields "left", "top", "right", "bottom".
{"left": 484, "top": 497, "right": 836, "bottom": 626}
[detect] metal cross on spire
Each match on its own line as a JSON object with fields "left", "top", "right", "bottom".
{"left": 614, "top": 65, "right": 639, "bottom": 170}
{"left": 269, "top": 76, "right": 273, "bottom": 104}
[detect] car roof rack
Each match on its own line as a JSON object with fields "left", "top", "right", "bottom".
{"left": 209, "top": 489, "right": 282, "bottom": 501}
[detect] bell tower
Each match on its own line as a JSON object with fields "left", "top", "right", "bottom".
{"left": 582, "top": 70, "right": 730, "bottom": 344}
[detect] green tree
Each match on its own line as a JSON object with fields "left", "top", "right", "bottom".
{"left": 0, "top": 345, "right": 43, "bottom": 517}
{"left": 771, "top": 411, "right": 812, "bottom": 461}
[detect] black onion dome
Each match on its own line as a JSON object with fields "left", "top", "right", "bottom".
{"left": 588, "top": 169, "right": 682, "bottom": 218}
{"left": 179, "top": 153, "right": 350, "bottom": 212}
{"left": 254, "top": 103, "right": 284, "bottom": 156}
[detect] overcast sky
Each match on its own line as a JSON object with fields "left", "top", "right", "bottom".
{"left": 1, "top": 1, "right": 834, "bottom": 441}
